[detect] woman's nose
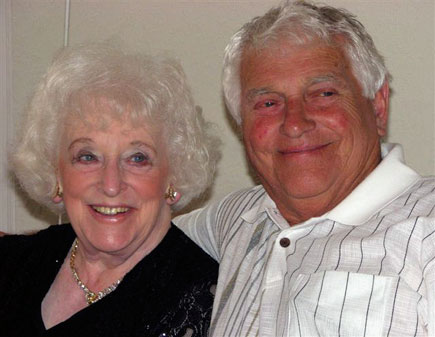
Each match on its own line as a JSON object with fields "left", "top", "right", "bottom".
{"left": 100, "top": 161, "right": 126, "bottom": 197}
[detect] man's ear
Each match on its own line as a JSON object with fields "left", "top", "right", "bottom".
{"left": 373, "top": 81, "right": 389, "bottom": 137}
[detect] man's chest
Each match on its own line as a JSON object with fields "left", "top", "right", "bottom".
{"left": 211, "top": 216, "right": 428, "bottom": 337}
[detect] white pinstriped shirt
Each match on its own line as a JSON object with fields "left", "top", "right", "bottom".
{"left": 175, "top": 143, "right": 435, "bottom": 337}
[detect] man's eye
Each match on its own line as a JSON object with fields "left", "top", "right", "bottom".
{"left": 320, "top": 91, "right": 335, "bottom": 97}
{"left": 254, "top": 100, "right": 279, "bottom": 110}
{"left": 264, "top": 101, "right": 275, "bottom": 107}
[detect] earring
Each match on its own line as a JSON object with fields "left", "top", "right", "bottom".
{"left": 165, "top": 186, "right": 177, "bottom": 201}
{"left": 53, "top": 183, "right": 63, "bottom": 199}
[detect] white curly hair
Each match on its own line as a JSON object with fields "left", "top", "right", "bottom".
{"left": 12, "top": 43, "right": 220, "bottom": 213}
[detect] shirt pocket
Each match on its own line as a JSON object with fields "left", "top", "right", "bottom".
{"left": 287, "top": 271, "right": 399, "bottom": 337}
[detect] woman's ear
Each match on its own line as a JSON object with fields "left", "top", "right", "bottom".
{"left": 164, "top": 186, "right": 181, "bottom": 206}
{"left": 52, "top": 183, "right": 63, "bottom": 204}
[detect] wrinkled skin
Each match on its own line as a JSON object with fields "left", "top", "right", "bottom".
{"left": 240, "top": 41, "right": 389, "bottom": 225}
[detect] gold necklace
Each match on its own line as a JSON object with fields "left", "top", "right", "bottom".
{"left": 69, "top": 238, "right": 123, "bottom": 305}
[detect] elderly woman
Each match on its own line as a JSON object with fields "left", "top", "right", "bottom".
{"left": 0, "top": 44, "right": 220, "bottom": 336}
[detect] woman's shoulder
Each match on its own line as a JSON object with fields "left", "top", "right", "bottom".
{"left": 166, "top": 224, "right": 219, "bottom": 271}
{"left": 0, "top": 224, "right": 73, "bottom": 248}
{"left": 0, "top": 224, "right": 74, "bottom": 270}
{"left": 0, "top": 224, "right": 75, "bottom": 323}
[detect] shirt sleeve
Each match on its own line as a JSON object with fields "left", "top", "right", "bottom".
{"left": 174, "top": 186, "right": 261, "bottom": 263}
{"left": 173, "top": 202, "right": 221, "bottom": 262}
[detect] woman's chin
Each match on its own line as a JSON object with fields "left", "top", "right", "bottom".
{"left": 90, "top": 237, "right": 137, "bottom": 256}
{"left": 74, "top": 225, "right": 137, "bottom": 256}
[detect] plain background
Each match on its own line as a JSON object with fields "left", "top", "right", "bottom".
{"left": 2, "top": 0, "right": 434, "bottom": 233}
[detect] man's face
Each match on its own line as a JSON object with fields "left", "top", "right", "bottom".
{"left": 240, "top": 41, "right": 388, "bottom": 223}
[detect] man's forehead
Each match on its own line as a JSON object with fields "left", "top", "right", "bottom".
{"left": 241, "top": 33, "right": 349, "bottom": 64}
{"left": 241, "top": 43, "right": 350, "bottom": 90}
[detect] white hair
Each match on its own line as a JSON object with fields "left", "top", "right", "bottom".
{"left": 12, "top": 43, "right": 220, "bottom": 213}
{"left": 222, "top": 0, "right": 390, "bottom": 125}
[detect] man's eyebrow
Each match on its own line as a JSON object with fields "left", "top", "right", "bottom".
{"left": 307, "top": 74, "right": 345, "bottom": 86}
{"left": 68, "top": 137, "right": 93, "bottom": 150}
{"left": 245, "top": 87, "right": 285, "bottom": 100}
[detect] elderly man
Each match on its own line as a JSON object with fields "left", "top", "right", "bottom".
{"left": 175, "top": 1, "right": 435, "bottom": 336}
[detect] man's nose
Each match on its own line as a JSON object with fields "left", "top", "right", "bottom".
{"left": 280, "top": 101, "right": 315, "bottom": 138}
{"left": 100, "top": 161, "right": 126, "bottom": 197}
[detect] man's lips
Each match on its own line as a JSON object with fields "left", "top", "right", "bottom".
{"left": 278, "top": 142, "right": 331, "bottom": 155}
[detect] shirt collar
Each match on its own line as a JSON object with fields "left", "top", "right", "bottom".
{"left": 241, "top": 143, "right": 421, "bottom": 227}
{"left": 325, "top": 143, "right": 420, "bottom": 225}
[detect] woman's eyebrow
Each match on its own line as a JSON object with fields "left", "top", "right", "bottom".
{"left": 129, "top": 141, "right": 157, "bottom": 154}
{"left": 68, "top": 137, "right": 93, "bottom": 150}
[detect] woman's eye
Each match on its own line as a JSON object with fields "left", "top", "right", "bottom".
{"left": 76, "top": 153, "right": 97, "bottom": 163}
{"left": 129, "top": 153, "right": 149, "bottom": 165}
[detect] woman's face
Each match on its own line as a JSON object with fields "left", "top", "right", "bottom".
{"left": 58, "top": 110, "right": 173, "bottom": 258}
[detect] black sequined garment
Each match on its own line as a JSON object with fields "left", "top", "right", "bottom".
{"left": 0, "top": 224, "right": 218, "bottom": 337}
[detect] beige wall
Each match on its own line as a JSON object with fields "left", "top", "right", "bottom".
{"left": 7, "top": 0, "right": 435, "bottom": 233}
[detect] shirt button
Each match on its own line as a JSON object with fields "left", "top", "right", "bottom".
{"left": 279, "top": 237, "right": 290, "bottom": 247}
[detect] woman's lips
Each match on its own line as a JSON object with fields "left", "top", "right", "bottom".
{"left": 88, "top": 205, "right": 134, "bottom": 221}
{"left": 92, "top": 206, "right": 130, "bottom": 215}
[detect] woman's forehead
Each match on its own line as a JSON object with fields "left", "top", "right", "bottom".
{"left": 65, "top": 100, "right": 157, "bottom": 130}
{"left": 62, "top": 111, "right": 164, "bottom": 147}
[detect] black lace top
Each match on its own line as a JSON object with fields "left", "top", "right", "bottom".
{"left": 0, "top": 224, "right": 218, "bottom": 337}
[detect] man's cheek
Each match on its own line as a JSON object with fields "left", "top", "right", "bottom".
{"left": 250, "top": 118, "right": 276, "bottom": 144}
{"left": 321, "top": 109, "right": 352, "bottom": 134}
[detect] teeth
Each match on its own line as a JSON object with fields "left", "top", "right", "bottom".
{"left": 92, "top": 206, "right": 129, "bottom": 215}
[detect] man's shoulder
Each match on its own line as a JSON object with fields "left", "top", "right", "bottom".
{"left": 383, "top": 175, "right": 435, "bottom": 222}
{"left": 217, "top": 184, "right": 267, "bottom": 208}
{"left": 201, "top": 184, "right": 267, "bottom": 221}
{"left": 418, "top": 175, "right": 435, "bottom": 185}
{"left": 406, "top": 175, "right": 435, "bottom": 199}
{"left": 176, "top": 185, "right": 266, "bottom": 220}
{"left": 222, "top": 185, "right": 266, "bottom": 201}
{"left": 173, "top": 185, "right": 267, "bottom": 256}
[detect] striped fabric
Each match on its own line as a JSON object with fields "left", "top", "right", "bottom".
{"left": 174, "top": 144, "right": 435, "bottom": 337}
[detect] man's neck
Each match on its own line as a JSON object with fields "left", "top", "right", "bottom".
{"left": 267, "top": 161, "right": 380, "bottom": 226}
{"left": 275, "top": 196, "right": 340, "bottom": 226}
